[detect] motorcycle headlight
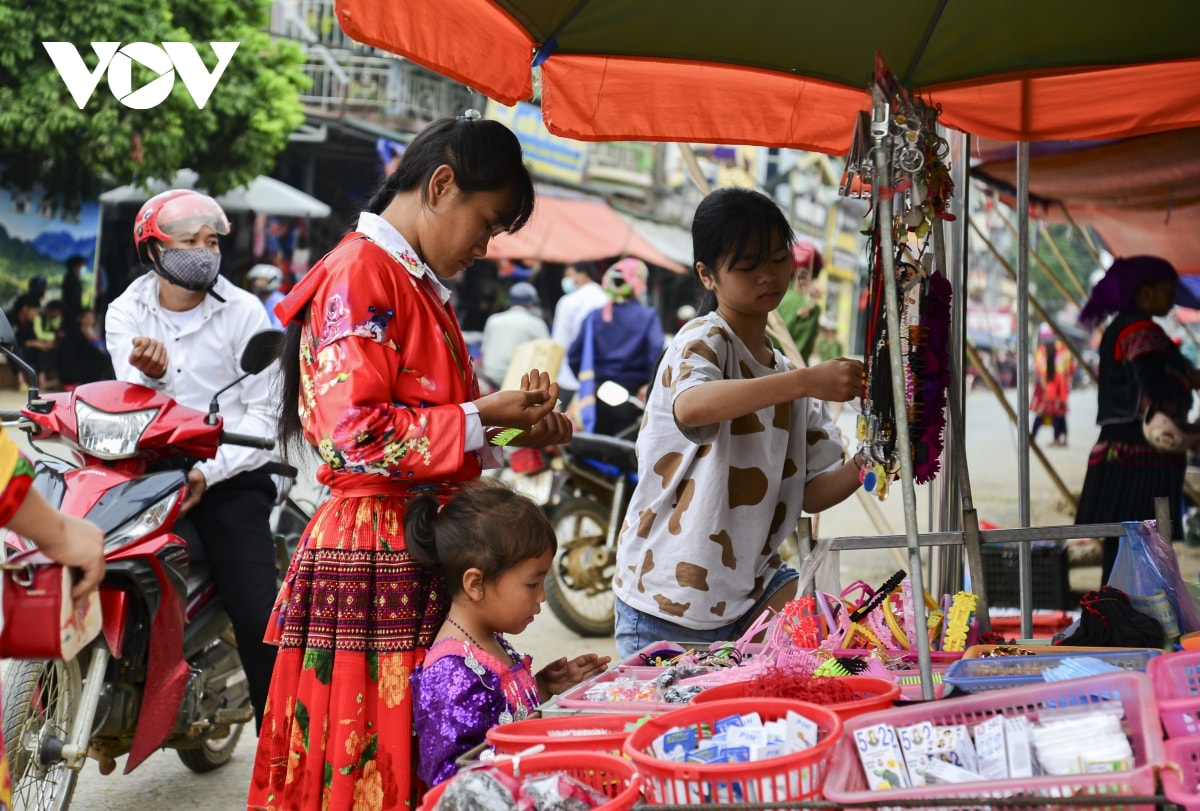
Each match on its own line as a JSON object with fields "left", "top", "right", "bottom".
{"left": 75, "top": 401, "right": 159, "bottom": 459}
{"left": 106, "top": 492, "right": 179, "bottom": 549}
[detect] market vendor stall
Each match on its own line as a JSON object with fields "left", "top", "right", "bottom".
{"left": 329, "top": 4, "right": 1200, "bottom": 807}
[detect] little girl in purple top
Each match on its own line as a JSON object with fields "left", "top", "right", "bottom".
{"left": 407, "top": 481, "right": 610, "bottom": 787}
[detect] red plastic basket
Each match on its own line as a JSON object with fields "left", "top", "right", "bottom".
{"left": 690, "top": 675, "right": 900, "bottom": 720}
{"left": 418, "top": 751, "right": 641, "bottom": 811}
{"left": 1163, "top": 736, "right": 1200, "bottom": 811}
{"left": 1148, "top": 649, "right": 1200, "bottom": 737}
{"left": 623, "top": 698, "right": 842, "bottom": 805}
{"left": 823, "top": 671, "right": 1164, "bottom": 811}
{"left": 485, "top": 713, "right": 644, "bottom": 756}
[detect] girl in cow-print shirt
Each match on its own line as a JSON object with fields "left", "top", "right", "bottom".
{"left": 613, "top": 188, "right": 868, "bottom": 658}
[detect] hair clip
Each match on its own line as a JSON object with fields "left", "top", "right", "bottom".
{"left": 458, "top": 109, "right": 482, "bottom": 121}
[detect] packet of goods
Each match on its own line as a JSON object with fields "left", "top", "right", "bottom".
{"left": 853, "top": 722, "right": 912, "bottom": 790}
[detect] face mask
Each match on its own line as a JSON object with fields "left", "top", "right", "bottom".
{"left": 157, "top": 247, "right": 221, "bottom": 291}
{"left": 561, "top": 276, "right": 577, "bottom": 295}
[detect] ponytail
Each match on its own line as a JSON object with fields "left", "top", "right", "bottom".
{"left": 404, "top": 493, "right": 442, "bottom": 569}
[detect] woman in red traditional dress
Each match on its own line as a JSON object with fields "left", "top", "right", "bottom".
{"left": 247, "top": 115, "right": 572, "bottom": 810}
{"left": 1030, "top": 324, "right": 1077, "bottom": 447}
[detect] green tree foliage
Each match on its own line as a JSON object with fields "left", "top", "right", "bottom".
{"left": 1031, "top": 223, "right": 1102, "bottom": 314}
{"left": 0, "top": 0, "right": 309, "bottom": 209}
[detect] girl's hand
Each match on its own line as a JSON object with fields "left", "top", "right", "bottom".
{"left": 519, "top": 368, "right": 557, "bottom": 401}
{"left": 801, "top": 357, "right": 864, "bottom": 402}
{"left": 507, "top": 410, "right": 573, "bottom": 449}
{"left": 482, "top": 368, "right": 573, "bottom": 446}
{"left": 474, "top": 389, "right": 556, "bottom": 430}
{"left": 535, "top": 653, "right": 611, "bottom": 699}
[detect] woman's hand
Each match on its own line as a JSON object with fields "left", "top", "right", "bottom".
{"left": 535, "top": 653, "right": 611, "bottom": 700}
{"left": 800, "top": 357, "right": 864, "bottom": 402}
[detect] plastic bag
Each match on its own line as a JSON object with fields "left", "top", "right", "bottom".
{"left": 1108, "top": 520, "right": 1200, "bottom": 635}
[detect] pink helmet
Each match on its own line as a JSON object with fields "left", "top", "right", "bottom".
{"left": 134, "top": 189, "right": 229, "bottom": 251}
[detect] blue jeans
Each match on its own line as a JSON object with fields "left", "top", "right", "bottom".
{"left": 614, "top": 564, "right": 800, "bottom": 659}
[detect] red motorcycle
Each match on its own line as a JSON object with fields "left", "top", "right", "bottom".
{"left": 0, "top": 325, "right": 283, "bottom": 811}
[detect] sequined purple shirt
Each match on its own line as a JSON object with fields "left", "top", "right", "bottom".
{"left": 411, "top": 635, "right": 541, "bottom": 786}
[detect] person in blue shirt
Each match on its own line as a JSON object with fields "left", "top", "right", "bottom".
{"left": 568, "top": 257, "right": 664, "bottom": 435}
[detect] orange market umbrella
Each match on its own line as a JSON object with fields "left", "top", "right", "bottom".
{"left": 334, "top": 0, "right": 1200, "bottom": 154}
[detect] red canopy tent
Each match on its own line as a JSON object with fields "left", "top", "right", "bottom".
{"left": 487, "top": 193, "right": 687, "bottom": 272}
{"left": 972, "top": 129, "right": 1200, "bottom": 276}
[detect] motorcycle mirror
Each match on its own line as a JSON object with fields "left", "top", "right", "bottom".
{"left": 206, "top": 330, "right": 283, "bottom": 425}
{"left": 240, "top": 330, "right": 284, "bottom": 376}
{"left": 596, "top": 381, "right": 631, "bottom": 407}
{"left": 0, "top": 309, "right": 43, "bottom": 407}
{"left": 0, "top": 310, "right": 16, "bottom": 350}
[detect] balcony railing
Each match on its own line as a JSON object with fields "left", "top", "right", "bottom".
{"left": 273, "top": 0, "right": 476, "bottom": 120}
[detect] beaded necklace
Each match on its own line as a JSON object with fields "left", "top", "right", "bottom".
{"left": 443, "top": 616, "right": 541, "bottom": 724}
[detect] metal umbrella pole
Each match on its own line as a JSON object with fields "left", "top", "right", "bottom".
{"left": 870, "top": 82, "right": 934, "bottom": 699}
{"left": 1016, "top": 142, "right": 1034, "bottom": 639}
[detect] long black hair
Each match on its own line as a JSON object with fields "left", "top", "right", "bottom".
{"left": 277, "top": 117, "right": 536, "bottom": 455}
{"left": 691, "top": 187, "right": 794, "bottom": 316}
{"left": 405, "top": 480, "right": 557, "bottom": 597}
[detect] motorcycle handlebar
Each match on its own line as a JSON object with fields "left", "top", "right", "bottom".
{"left": 0, "top": 410, "right": 24, "bottom": 423}
{"left": 262, "top": 460, "right": 299, "bottom": 478}
{"left": 221, "top": 431, "right": 276, "bottom": 451}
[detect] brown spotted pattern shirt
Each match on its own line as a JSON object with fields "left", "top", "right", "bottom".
{"left": 613, "top": 312, "right": 844, "bottom": 630}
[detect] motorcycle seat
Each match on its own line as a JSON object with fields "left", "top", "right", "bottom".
{"left": 567, "top": 432, "right": 638, "bottom": 473}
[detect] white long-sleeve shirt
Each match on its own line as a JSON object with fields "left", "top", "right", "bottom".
{"left": 551, "top": 282, "right": 608, "bottom": 389}
{"left": 105, "top": 272, "right": 279, "bottom": 487}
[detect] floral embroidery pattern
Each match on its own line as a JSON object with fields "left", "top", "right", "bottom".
{"left": 252, "top": 230, "right": 476, "bottom": 810}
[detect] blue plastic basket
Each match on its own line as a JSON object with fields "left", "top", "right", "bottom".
{"left": 943, "top": 649, "right": 1160, "bottom": 693}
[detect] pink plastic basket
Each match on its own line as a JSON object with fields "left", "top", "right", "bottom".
{"left": 554, "top": 666, "right": 685, "bottom": 714}
{"left": 822, "top": 671, "right": 1164, "bottom": 811}
{"left": 1148, "top": 649, "right": 1200, "bottom": 699}
{"left": 1164, "top": 736, "right": 1200, "bottom": 811}
{"left": 1148, "top": 650, "right": 1200, "bottom": 737}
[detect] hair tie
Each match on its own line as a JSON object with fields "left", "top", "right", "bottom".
{"left": 458, "top": 109, "right": 482, "bottom": 121}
